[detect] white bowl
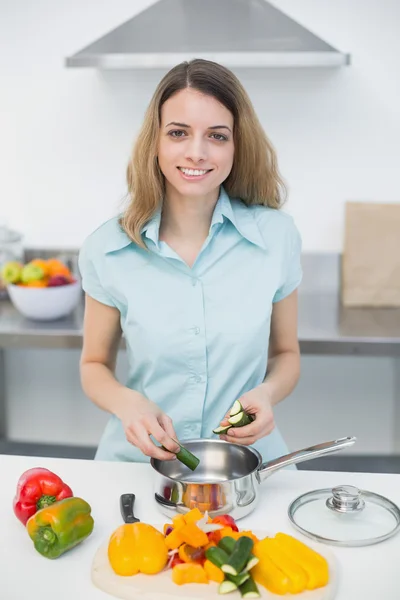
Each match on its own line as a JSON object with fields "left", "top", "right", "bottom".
{"left": 7, "top": 281, "right": 82, "bottom": 321}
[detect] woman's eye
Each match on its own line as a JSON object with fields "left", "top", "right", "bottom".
{"left": 210, "top": 133, "right": 228, "bottom": 141}
{"left": 168, "top": 130, "right": 186, "bottom": 138}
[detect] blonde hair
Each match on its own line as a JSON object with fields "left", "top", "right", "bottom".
{"left": 121, "top": 59, "right": 286, "bottom": 248}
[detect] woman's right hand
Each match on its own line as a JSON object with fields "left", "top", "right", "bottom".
{"left": 116, "top": 390, "right": 181, "bottom": 461}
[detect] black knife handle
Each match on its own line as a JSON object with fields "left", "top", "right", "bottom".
{"left": 120, "top": 493, "right": 139, "bottom": 523}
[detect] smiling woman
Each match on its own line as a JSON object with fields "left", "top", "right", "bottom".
{"left": 78, "top": 58, "right": 303, "bottom": 466}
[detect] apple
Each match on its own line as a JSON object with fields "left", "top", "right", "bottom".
{"left": 1, "top": 261, "right": 23, "bottom": 284}
{"left": 21, "top": 263, "right": 45, "bottom": 283}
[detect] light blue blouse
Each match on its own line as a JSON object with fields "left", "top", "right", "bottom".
{"left": 78, "top": 186, "right": 302, "bottom": 463}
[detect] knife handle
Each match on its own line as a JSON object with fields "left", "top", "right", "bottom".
{"left": 120, "top": 493, "right": 139, "bottom": 523}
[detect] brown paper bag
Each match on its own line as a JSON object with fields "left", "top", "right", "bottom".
{"left": 341, "top": 201, "right": 400, "bottom": 307}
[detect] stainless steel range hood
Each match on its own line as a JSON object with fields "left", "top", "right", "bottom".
{"left": 66, "top": 0, "right": 350, "bottom": 69}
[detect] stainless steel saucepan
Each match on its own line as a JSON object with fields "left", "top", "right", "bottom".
{"left": 151, "top": 436, "right": 356, "bottom": 520}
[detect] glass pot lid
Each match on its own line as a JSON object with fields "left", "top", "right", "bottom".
{"left": 288, "top": 485, "right": 400, "bottom": 547}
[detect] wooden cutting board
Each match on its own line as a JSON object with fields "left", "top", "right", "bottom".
{"left": 91, "top": 529, "right": 339, "bottom": 600}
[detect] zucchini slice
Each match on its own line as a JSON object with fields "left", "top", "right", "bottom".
{"left": 212, "top": 424, "right": 232, "bottom": 435}
{"left": 219, "top": 580, "right": 238, "bottom": 594}
{"left": 227, "top": 411, "right": 252, "bottom": 427}
{"left": 162, "top": 442, "right": 200, "bottom": 471}
{"left": 239, "top": 575, "right": 261, "bottom": 598}
{"left": 222, "top": 536, "right": 254, "bottom": 576}
{"left": 229, "top": 400, "right": 243, "bottom": 417}
{"left": 219, "top": 536, "right": 258, "bottom": 572}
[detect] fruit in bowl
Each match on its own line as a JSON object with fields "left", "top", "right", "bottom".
{"left": 1, "top": 257, "right": 82, "bottom": 321}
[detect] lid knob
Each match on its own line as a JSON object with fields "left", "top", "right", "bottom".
{"left": 326, "top": 485, "right": 366, "bottom": 513}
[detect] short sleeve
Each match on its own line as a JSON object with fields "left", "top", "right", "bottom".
{"left": 78, "top": 240, "right": 116, "bottom": 307}
{"left": 273, "top": 218, "right": 303, "bottom": 303}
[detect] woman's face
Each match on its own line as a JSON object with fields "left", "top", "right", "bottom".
{"left": 158, "top": 88, "right": 234, "bottom": 198}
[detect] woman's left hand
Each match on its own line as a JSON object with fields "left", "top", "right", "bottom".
{"left": 219, "top": 384, "right": 275, "bottom": 446}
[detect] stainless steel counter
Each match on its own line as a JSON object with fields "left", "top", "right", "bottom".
{"left": 1, "top": 292, "right": 399, "bottom": 355}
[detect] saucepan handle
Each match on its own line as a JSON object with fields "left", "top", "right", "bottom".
{"left": 258, "top": 436, "right": 356, "bottom": 483}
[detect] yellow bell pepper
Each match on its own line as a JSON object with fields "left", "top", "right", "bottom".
{"left": 256, "top": 537, "right": 308, "bottom": 593}
{"left": 108, "top": 523, "right": 168, "bottom": 576}
{"left": 274, "top": 533, "right": 329, "bottom": 590}
{"left": 251, "top": 546, "right": 290, "bottom": 596}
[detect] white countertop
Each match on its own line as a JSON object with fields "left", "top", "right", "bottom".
{"left": 1, "top": 454, "right": 399, "bottom": 600}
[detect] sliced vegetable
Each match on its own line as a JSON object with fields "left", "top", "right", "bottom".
{"left": 203, "top": 559, "right": 225, "bottom": 583}
{"left": 219, "top": 580, "right": 238, "bottom": 594}
{"left": 218, "top": 535, "right": 236, "bottom": 554}
{"left": 184, "top": 507, "right": 204, "bottom": 524}
{"left": 239, "top": 575, "right": 261, "bottom": 598}
{"left": 274, "top": 532, "right": 329, "bottom": 590}
{"left": 162, "top": 441, "right": 200, "bottom": 471}
{"left": 205, "top": 546, "right": 250, "bottom": 586}
{"left": 172, "top": 562, "right": 209, "bottom": 585}
{"left": 252, "top": 543, "right": 290, "bottom": 595}
{"left": 212, "top": 514, "right": 239, "bottom": 532}
{"left": 179, "top": 522, "right": 209, "bottom": 547}
{"left": 228, "top": 411, "right": 253, "bottom": 427}
{"left": 178, "top": 543, "right": 205, "bottom": 563}
{"left": 229, "top": 400, "right": 243, "bottom": 417}
{"left": 256, "top": 537, "right": 308, "bottom": 593}
{"left": 165, "top": 527, "right": 184, "bottom": 550}
{"left": 222, "top": 536, "right": 254, "bottom": 576}
{"left": 212, "top": 425, "right": 232, "bottom": 435}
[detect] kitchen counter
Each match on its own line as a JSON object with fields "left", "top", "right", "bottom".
{"left": 1, "top": 292, "right": 400, "bottom": 355}
{"left": 2, "top": 453, "right": 399, "bottom": 600}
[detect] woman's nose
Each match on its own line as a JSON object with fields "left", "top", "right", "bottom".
{"left": 184, "top": 137, "right": 208, "bottom": 163}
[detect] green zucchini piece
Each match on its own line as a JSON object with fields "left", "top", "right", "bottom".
{"left": 239, "top": 575, "right": 261, "bottom": 598}
{"left": 213, "top": 424, "right": 232, "bottom": 435}
{"left": 161, "top": 441, "right": 200, "bottom": 471}
{"left": 222, "top": 536, "right": 254, "bottom": 576}
{"left": 205, "top": 545, "right": 230, "bottom": 569}
{"left": 206, "top": 547, "right": 250, "bottom": 586}
{"left": 218, "top": 536, "right": 236, "bottom": 554}
{"left": 229, "top": 400, "right": 243, "bottom": 416}
{"left": 228, "top": 411, "right": 252, "bottom": 427}
{"left": 219, "top": 580, "right": 238, "bottom": 594}
{"left": 219, "top": 536, "right": 258, "bottom": 572}
{"left": 244, "top": 555, "right": 259, "bottom": 571}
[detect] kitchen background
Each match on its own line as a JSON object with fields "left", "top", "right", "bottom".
{"left": 1, "top": 0, "right": 399, "bottom": 469}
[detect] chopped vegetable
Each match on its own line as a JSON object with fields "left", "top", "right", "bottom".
{"left": 203, "top": 559, "right": 225, "bottom": 583}
{"left": 212, "top": 425, "right": 232, "bottom": 435}
{"left": 228, "top": 411, "right": 253, "bottom": 427}
{"left": 274, "top": 532, "right": 329, "bottom": 590}
{"left": 222, "top": 536, "right": 254, "bottom": 576}
{"left": 256, "top": 537, "right": 308, "bottom": 593}
{"left": 162, "top": 441, "right": 200, "bottom": 471}
{"left": 219, "top": 579, "right": 237, "bottom": 594}
{"left": 251, "top": 548, "right": 291, "bottom": 595}
{"left": 179, "top": 522, "right": 209, "bottom": 547}
{"left": 172, "top": 562, "right": 209, "bottom": 585}
{"left": 165, "top": 527, "right": 184, "bottom": 550}
{"left": 229, "top": 400, "right": 243, "bottom": 416}
{"left": 239, "top": 574, "right": 261, "bottom": 598}
{"left": 178, "top": 543, "right": 205, "bottom": 563}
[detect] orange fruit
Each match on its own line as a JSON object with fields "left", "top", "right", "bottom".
{"left": 46, "top": 259, "right": 71, "bottom": 278}
{"left": 25, "top": 279, "right": 48, "bottom": 288}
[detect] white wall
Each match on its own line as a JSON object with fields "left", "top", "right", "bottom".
{"left": 1, "top": 0, "right": 399, "bottom": 252}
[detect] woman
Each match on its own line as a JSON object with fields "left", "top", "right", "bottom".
{"left": 78, "top": 58, "right": 302, "bottom": 464}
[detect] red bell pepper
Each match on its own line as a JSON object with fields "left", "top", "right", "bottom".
{"left": 211, "top": 514, "right": 239, "bottom": 532}
{"left": 13, "top": 467, "right": 73, "bottom": 525}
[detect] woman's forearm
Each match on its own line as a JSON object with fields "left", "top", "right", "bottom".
{"left": 80, "top": 361, "right": 139, "bottom": 419}
{"left": 261, "top": 350, "right": 300, "bottom": 407}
